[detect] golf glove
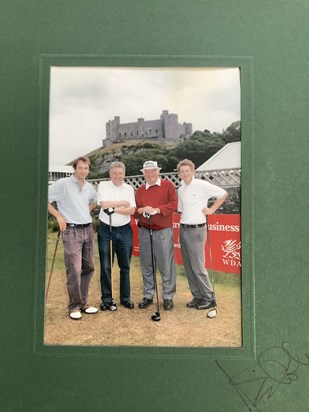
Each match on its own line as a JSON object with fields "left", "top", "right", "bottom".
{"left": 143, "top": 210, "right": 157, "bottom": 219}
{"left": 103, "top": 207, "right": 115, "bottom": 215}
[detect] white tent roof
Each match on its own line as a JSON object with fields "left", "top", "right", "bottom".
{"left": 196, "top": 141, "right": 241, "bottom": 171}
{"left": 49, "top": 165, "right": 74, "bottom": 173}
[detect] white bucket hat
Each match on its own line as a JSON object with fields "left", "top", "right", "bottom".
{"left": 140, "top": 160, "right": 162, "bottom": 172}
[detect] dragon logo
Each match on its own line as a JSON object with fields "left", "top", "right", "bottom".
{"left": 222, "top": 240, "right": 241, "bottom": 259}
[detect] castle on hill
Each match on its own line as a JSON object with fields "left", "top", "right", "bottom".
{"left": 103, "top": 110, "right": 192, "bottom": 147}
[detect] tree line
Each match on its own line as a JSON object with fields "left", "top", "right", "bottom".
{"left": 88, "top": 121, "right": 240, "bottom": 178}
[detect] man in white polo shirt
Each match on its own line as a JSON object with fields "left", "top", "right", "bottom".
{"left": 177, "top": 159, "right": 228, "bottom": 310}
{"left": 97, "top": 161, "right": 136, "bottom": 311}
{"left": 48, "top": 156, "right": 98, "bottom": 320}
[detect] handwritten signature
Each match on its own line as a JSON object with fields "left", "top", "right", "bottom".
{"left": 216, "top": 342, "right": 309, "bottom": 411}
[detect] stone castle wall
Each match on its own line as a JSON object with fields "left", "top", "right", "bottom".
{"left": 103, "top": 110, "right": 192, "bottom": 147}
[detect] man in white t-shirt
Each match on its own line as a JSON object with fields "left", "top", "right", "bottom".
{"left": 177, "top": 159, "right": 228, "bottom": 310}
{"left": 97, "top": 161, "right": 136, "bottom": 311}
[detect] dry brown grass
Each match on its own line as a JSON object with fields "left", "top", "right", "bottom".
{"left": 44, "top": 232, "right": 242, "bottom": 347}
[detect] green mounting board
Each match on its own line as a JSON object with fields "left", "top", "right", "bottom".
{"left": 1, "top": 1, "right": 308, "bottom": 411}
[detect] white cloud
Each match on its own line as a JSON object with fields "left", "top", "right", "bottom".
{"left": 49, "top": 67, "right": 240, "bottom": 165}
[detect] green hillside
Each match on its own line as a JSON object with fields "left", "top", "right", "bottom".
{"left": 82, "top": 121, "right": 240, "bottom": 179}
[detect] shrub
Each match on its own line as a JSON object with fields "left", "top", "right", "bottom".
{"left": 51, "top": 219, "right": 59, "bottom": 232}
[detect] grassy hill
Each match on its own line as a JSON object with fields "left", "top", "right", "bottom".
{"left": 85, "top": 139, "right": 178, "bottom": 178}
{"left": 71, "top": 121, "right": 241, "bottom": 178}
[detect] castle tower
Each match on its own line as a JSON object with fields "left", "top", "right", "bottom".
{"left": 104, "top": 116, "right": 120, "bottom": 147}
{"left": 161, "top": 110, "right": 179, "bottom": 140}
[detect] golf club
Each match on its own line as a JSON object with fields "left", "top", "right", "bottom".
{"left": 45, "top": 228, "right": 61, "bottom": 302}
{"left": 206, "top": 217, "right": 217, "bottom": 319}
{"left": 144, "top": 212, "right": 161, "bottom": 322}
{"left": 109, "top": 213, "right": 117, "bottom": 311}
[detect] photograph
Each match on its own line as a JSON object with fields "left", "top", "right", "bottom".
{"left": 4, "top": 1, "right": 309, "bottom": 411}
{"left": 45, "top": 66, "right": 242, "bottom": 347}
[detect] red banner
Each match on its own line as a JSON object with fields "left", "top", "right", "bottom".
{"left": 131, "top": 214, "right": 241, "bottom": 275}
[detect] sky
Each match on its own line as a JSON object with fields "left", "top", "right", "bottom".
{"left": 49, "top": 67, "right": 241, "bottom": 165}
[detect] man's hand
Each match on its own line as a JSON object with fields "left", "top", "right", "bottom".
{"left": 202, "top": 207, "right": 214, "bottom": 216}
{"left": 140, "top": 206, "right": 159, "bottom": 216}
{"left": 57, "top": 215, "right": 67, "bottom": 231}
{"left": 122, "top": 200, "right": 130, "bottom": 208}
{"left": 103, "top": 207, "right": 115, "bottom": 215}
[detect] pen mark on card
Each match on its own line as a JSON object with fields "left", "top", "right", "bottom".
{"left": 267, "top": 160, "right": 275, "bottom": 182}
{"left": 216, "top": 342, "right": 309, "bottom": 411}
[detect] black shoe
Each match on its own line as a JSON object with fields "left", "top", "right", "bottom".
{"left": 196, "top": 300, "right": 217, "bottom": 310}
{"left": 100, "top": 302, "right": 117, "bottom": 311}
{"left": 138, "top": 297, "right": 153, "bottom": 309}
{"left": 163, "top": 299, "right": 173, "bottom": 310}
{"left": 186, "top": 298, "right": 200, "bottom": 308}
{"left": 121, "top": 300, "right": 134, "bottom": 309}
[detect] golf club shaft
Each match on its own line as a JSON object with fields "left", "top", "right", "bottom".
{"left": 148, "top": 216, "right": 160, "bottom": 314}
{"left": 45, "top": 228, "right": 61, "bottom": 301}
{"left": 109, "top": 214, "right": 114, "bottom": 301}
{"left": 206, "top": 216, "right": 216, "bottom": 298}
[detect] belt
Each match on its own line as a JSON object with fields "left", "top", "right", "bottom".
{"left": 67, "top": 223, "right": 92, "bottom": 228}
{"left": 180, "top": 223, "right": 206, "bottom": 228}
{"left": 100, "top": 222, "right": 130, "bottom": 229}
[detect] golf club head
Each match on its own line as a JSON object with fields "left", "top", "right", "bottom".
{"left": 151, "top": 311, "right": 161, "bottom": 321}
{"left": 207, "top": 308, "right": 217, "bottom": 318}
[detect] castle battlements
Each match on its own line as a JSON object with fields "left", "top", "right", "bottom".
{"left": 103, "top": 110, "right": 192, "bottom": 147}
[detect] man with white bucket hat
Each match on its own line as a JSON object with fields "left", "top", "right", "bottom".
{"left": 134, "top": 160, "right": 178, "bottom": 311}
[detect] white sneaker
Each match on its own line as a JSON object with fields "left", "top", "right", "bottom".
{"left": 69, "top": 310, "right": 82, "bottom": 320}
{"left": 82, "top": 306, "right": 98, "bottom": 314}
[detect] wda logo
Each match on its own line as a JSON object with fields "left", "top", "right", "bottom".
{"left": 221, "top": 239, "right": 241, "bottom": 267}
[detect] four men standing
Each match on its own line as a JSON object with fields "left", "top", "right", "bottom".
{"left": 48, "top": 157, "right": 228, "bottom": 318}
